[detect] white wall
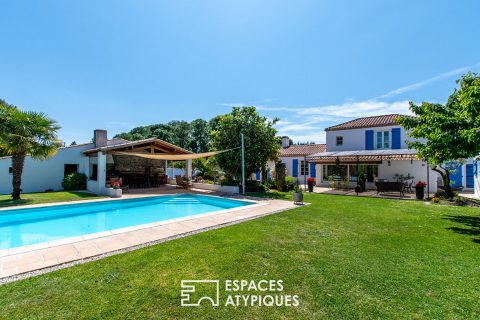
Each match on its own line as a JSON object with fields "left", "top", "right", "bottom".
{"left": 326, "top": 125, "right": 408, "bottom": 152}
{"left": 0, "top": 143, "right": 94, "bottom": 194}
{"left": 379, "top": 160, "right": 438, "bottom": 193}
{"left": 267, "top": 156, "right": 315, "bottom": 183}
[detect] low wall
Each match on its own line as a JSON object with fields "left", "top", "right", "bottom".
{"left": 87, "top": 180, "right": 99, "bottom": 195}
{"left": 191, "top": 182, "right": 239, "bottom": 194}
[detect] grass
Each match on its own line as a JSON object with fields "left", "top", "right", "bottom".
{"left": 0, "top": 193, "right": 480, "bottom": 319}
{"left": 0, "top": 191, "right": 103, "bottom": 208}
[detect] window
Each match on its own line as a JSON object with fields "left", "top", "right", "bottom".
{"left": 376, "top": 131, "right": 391, "bottom": 149}
{"left": 64, "top": 164, "right": 79, "bottom": 176}
{"left": 348, "top": 164, "right": 379, "bottom": 182}
{"left": 376, "top": 132, "right": 382, "bottom": 149}
{"left": 300, "top": 161, "right": 309, "bottom": 176}
{"left": 8, "top": 167, "right": 12, "bottom": 174}
{"left": 383, "top": 131, "right": 390, "bottom": 149}
{"left": 336, "top": 136, "right": 343, "bottom": 146}
{"left": 322, "top": 164, "right": 347, "bottom": 181}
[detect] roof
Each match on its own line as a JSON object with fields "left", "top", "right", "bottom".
{"left": 83, "top": 137, "right": 192, "bottom": 155}
{"left": 279, "top": 144, "right": 326, "bottom": 157}
{"left": 306, "top": 149, "right": 418, "bottom": 163}
{"left": 325, "top": 114, "right": 405, "bottom": 131}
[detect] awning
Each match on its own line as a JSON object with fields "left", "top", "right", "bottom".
{"left": 307, "top": 149, "right": 418, "bottom": 163}
{"left": 110, "top": 148, "right": 238, "bottom": 161}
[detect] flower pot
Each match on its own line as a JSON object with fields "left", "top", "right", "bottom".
{"left": 106, "top": 188, "right": 122, "bottom": 198}
{"left": 415, "top": 187, "right": 424, "bottom": 200}
{"left": 307, "top": 182, "right": 314, "bottom": 192}
{"left": 293, "top": 192, "right": 303, "bottom": 204}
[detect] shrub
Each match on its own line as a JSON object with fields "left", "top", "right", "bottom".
{"left": 284, "top": 176, "right": 296, "bottom": 191}
{"left": 61, "top": 172, "right": 87, "bottom": 191}
{"left": 245, "top": 180, "right": 267, "bottom": 192}
{"left": 264, "top": 177, "right": 276, "bottom": 189}
{"left": 434, "top": 189, "right": 458, "bottom": 199}
{"left": 221, "top": 175, "right": 239, "bottom": 186}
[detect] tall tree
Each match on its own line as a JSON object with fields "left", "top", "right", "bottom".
{"left": 210, "top": 106, "right": 280, "bottom": 182}
{"left": 398, "top": 72, "right": 480, "bottom": 197}
{"left": 167, "top": 120, "right": 191, "bottom": 149}
{"left": 0, "top": 100, "right": 61, "bottom": 200}
{"left": 189, "top": 119, "right": 210, "bottom": 153}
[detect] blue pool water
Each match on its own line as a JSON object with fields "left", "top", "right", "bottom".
{"left": 0, "top": 194, "right": 251, "bottom": 250}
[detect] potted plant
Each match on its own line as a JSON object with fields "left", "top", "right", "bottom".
{"left": 292, "top": 183, "right": 303, "bottom": 204}
{"left": 108, "top": 181, "right": 123, "bottom": 198}
{"left": 307, "top": 177, "right": 316, "bottom": 192}
{"left": 415, "top": 181, "right": 427, "bottom": 200}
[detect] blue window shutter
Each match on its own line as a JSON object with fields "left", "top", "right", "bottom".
{"left": 256, "top": 171, "right": 261, "bottom": 180}
{"left": 310, "top": 163, "right": 316, "bottom": 178}
{"left": 292, "top": 159, "right": 298, "bottom": 177}
{"left": 365, "top": 130, "right": 374, "bottom": 150}
{"left": 392, "top": 128, "right": 401, "bottom": 149}
{"left": 466, "top": 164, "right": 474, "bottom": 188}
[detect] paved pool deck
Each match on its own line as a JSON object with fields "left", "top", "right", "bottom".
{"left": 0, "top": 191, "right": 297, "bottom": 282}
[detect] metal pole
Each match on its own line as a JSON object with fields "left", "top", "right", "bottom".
{"left": 427, "top": 161, "right": 430, "bottom": 198}
{"left": 241, "top": 133, "right": 245, "bottom": 194}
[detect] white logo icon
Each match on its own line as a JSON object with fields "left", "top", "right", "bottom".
{"left": 181, "top": 280, "right": 220, "bottom": 307}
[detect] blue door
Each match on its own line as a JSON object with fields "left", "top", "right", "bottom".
{"left": 466, "top": 164, "right": 474, "bottom": 188}
{"left": 449, "top": 164, "right": 463, "bottom": 188}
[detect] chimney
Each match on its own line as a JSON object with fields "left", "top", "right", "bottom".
{"left": 94, "top": 129, "right": 108, "bottom": 148}
{"left": 281, "top": 136, "right": 290, "bottom": 149}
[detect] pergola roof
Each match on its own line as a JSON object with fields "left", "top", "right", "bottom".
{"left": 306, "top": 149, "right": 418, "bottom": 163}
{"left": 83, "top": 138, "right": 192, "bottom": 155}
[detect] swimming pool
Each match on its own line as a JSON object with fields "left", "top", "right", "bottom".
{"left": 0, "top": 194, "right": 252, "bottom": 250}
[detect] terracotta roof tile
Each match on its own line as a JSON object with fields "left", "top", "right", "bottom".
{"left": 325, "top": 114, "right": 405, "bottom": 131}
{"left": 279, "top": 144, "right": 326, "bottom": 157}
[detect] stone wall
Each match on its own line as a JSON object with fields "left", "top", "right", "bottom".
{"left": 112, "top": 155, "right": 166, "bottom": 174}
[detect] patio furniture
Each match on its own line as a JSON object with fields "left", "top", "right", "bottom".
{"left": 404, "top": 179, "right": 414, "bottom": 193}
{"left": 175, "top": 175, "right": 191, "bottom": 189}
{"left": 375, "top": 181, "right": 404, "bottom": 196}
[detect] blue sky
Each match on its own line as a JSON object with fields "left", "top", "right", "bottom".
{"left": 1, "top": 0, "right": 479, "bottom": 144}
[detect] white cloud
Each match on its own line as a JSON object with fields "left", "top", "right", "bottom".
{"left": 375, "top": 63, "right": 480, "bottom": 99}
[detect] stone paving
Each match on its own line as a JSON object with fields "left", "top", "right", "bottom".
{"left": 0, "top": 190, "right": 296, "bottom": 280}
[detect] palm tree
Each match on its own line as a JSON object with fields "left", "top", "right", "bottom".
{"left": 0, "top": 100, "right": 61, "bottom": 200}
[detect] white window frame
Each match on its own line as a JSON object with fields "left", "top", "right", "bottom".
{"left": 300, "top": 160, "right": 309, "bottom": 176}
{"left": 336, "top": 136, "right": 343, "bottom": 146}
{"left": 375, "top": 130, "right": 391, "bottom": 149}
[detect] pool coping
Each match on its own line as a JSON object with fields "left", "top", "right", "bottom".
{"left": 0, "top": 194, "right": 298, "bottom": 282}
{"left": 0, "top": 194, "right": 260, "bottom": 257}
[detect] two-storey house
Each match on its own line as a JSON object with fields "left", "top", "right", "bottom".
{"left": 306, "top": 114, "right": 476, "bottom": 193}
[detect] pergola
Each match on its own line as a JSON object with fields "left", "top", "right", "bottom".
{"left": 306, "top": 149, "right": 418, "bottom": 164}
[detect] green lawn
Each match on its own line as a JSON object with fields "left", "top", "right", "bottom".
{"left": 0, "top": 191, "right": 103, "bottom": 208}
{"left": 0, "top": 193, "right": 479, "bottom": 319}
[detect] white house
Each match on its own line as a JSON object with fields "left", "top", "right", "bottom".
{"left": 264, "top": 137, "right": 325, "bottom": 183}
{"left": 305, "top": 114, "right": 476, "bottom": 194}
{"left": 0, "top": 130, "right": 193, "bottom": 195}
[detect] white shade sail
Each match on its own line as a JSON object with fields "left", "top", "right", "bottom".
{"left": 110, "top": 148, "right": 237, "bottom": 161}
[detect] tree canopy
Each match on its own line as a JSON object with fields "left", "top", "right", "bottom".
{"left": 0, "top": 99, "right": 61, "bottom": 199}
{"left": 398, "top": 72, "right": 480, "bottom": 197}
{"left": 210, "top": 106, "right": 280, "bottom": 180}
{"left": 115, "top": 119, "right": 210, "bottom": 153}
